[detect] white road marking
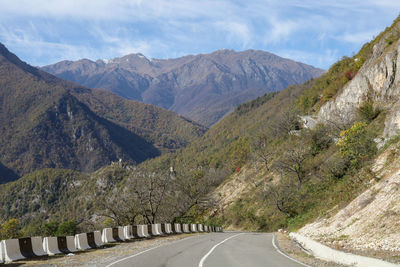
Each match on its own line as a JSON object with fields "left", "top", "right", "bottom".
{"left": 105, "top": 235, "right": 198, "bottom": 267}
{"left": 272, "top": 234, "right": 311, "bottom": 267}
{"left": 198, "top": 233, "right": 244, "bottom": 267}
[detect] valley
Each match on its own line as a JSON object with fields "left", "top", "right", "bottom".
{"left": 1, "top": 8, "right": 400, "bottom": 266}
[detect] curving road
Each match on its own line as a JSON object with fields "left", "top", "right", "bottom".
{"left": 106, "top": 232, "right": 308, "bottom": 267}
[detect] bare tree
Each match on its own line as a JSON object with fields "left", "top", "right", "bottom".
{"left": 252, "top": 133, "right": 274, "bottom": 171}
{"left": 270, "top": 108, "right": 301, "bottom": 136}
{"left": 169, "top": 165, "right": 228, "bottom": 222}
{"left": 274, "top": 142, "right": 309, "bottom": 186}
{"left": 96, "top": 189, "right": 142, "bottom": 226}
{"left": 263, "top": 174, "right": 298, "bottom": 217}
{"left": 129, "top": 169, "right": 171, "bottom": 224}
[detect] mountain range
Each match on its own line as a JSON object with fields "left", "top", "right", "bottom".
{"left": 42, "top": 49, "right": 325, "bottom": 126}
{"left": 0, "top": 42, "right": 206, "bottom": 183}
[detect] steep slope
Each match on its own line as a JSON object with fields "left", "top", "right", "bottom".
{"left": 42, "top": 49, "right": 324, "bottom": 126}
{"left": 298, "top": 142, "right": 400, "bottom": 255}
{"left": 315, "top": 18, "right": 400, "bottom": 138}
{"left": 181, "top": 18, "right": 400, "bottom": 264}
{"left": 0, "top": 166, "right": 128, "bottom": 228}
{"left": 0, "top": 43, "right": 206, "bottom": 183}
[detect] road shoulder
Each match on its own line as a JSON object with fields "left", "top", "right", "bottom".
{"left": 275, "top": 232, "right": 347, "bottom": 267}
{"left": 12, "top": 233, "right": 201, "bottom": 266}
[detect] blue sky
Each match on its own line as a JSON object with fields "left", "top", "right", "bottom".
{"left": 0, "top": 0, "right": 399, "bottom": 69}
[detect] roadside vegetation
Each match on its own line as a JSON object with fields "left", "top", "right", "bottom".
{"left": 1, "top": 16, "right": 400, "bottom": 238}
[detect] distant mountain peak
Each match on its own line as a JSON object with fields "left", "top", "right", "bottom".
{"left": 42, "top": 49, "right": 325, "bottom": 126}
{"left": 0, "top": 43, "right": 207, "bottom": 183}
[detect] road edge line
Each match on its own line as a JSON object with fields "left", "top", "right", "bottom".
{"left": 105, "top": 235, "right": 199, "bottom": 267}
{"left": 198, "top": 233, "right": 244, "bottom": 267}
{"left": 272, "top": 233, "right": 311, "bottom": 267}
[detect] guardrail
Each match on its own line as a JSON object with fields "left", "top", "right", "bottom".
{"left": 0, "top": 223, "right": 223, "bottom": 263}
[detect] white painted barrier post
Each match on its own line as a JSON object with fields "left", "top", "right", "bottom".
{"left": 149, "top": 224, "right": 161, "bottom": 236}
{"left": 197, "top": 224, "right": 204, "bottom": 232}
{"left": 135, "top": 225, "right": 146, "bottom": 238}
{"left": 43, "top": 237, "right": 61, "bottom": 256}
{"left": 0, "top": 240, "right": 4, "bottom": 264}
{"left": 182, "top": 224, "right": 190, "bottom": 233}
{"left": 156, "top": 223, "right": 163, "bottom": 235}
{"left": 190, "top": 224, "right": 197, "bottom": 232}
{"left": 94, "top": 231, "right": 104, "bottom": 247}
{"left": 102, "top": 228, "right": 115, "bottom": 243}
{"left": 124, "top": 225, "right": 134, "bottom": 240}
{"left": 117, "top": 226, "right": 125, "bottom": 241}
{"left": 65, "top": 236, "right": 78, "bottom": 252}
{"left": 174, "top": 223, "right": 182, "bottom": 234}
{"left": 166, "top": 223, "right": 173, "bottom": 234}
{"left": 142, "top": 225, "right": 150, "bottom": 237}
{"left": 75, "top": 233, "right": 90, "bottom": 250}
{"left": 1, "top": 239, "right": 24, "bottom": 262}
{"left": 1, "top": 237, "right": 46, "bottom": 263}
{"left": 43, "top": 236, "right": 77, "bottom": 255}
{"left": 31, "top": 236, "right": 46, "bottom": 256}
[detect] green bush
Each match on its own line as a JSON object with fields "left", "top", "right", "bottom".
{"left": 0, "top": 218, "right": 20, "bottom": 239}
{"left": 358, "top": 101, "right": 380, "bottom": 122}
{"left": 43, "top": 221, "right": 59, "bottom": 236}
{"left": 336, "top": 122, "right": 377, "bottom": 168}
{"left": 308, "top": 124, "right": 332, "bottom": 155}
{"left": 57, "top": 220, "right": 78, "bottom": 236}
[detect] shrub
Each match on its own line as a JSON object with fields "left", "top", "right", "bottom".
{"left": 56, "top": 220, "right": 78, "bottom": 236}
{"left": 358, "top": 101, "right": 380, "bottom": 122}
{"left": 0, "top": 218, "right": 20, "bottom": 239}
{"left": 344, "top": 70, "right": 357, "bottom": 80}
{"left": 43, "top": 221, "right": 59, "bottom": 236}
{"left": 308, "top": 124, "right": 332, "bottom": 155}
{"left": 336, "top": 122, "right": 377, "bottom": 168}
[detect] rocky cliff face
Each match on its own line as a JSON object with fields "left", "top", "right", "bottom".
{"left": 317, "top": 23, "right": 400, "bottom": 138}
{"left": 42, "top": 49, "right": 324, "bottom": 126}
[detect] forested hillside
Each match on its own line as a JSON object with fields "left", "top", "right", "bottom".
{"left": 0, "top": 43, "right": 206, "bottom": 183}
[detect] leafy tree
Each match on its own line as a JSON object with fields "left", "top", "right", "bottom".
{"left": 43, "top": 221, "right": 59, "bottom": 236}
{"left": 0, "top": 218, "right": 20, "bottom": 239}
{"left": 56, "top": 220, "right": 77, "bottom": 236}
{"left": 102, "top": 218, "right": 115, "bottom": 228}
{"left": 21, "top": 217, "right": 44, "bottom": 237}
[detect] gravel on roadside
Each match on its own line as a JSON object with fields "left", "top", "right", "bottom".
{"left": 274, "top": 232, "right": 348, "bottom": 267}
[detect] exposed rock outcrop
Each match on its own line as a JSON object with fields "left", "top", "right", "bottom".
{"left": 318, "top": 34, "right": 400, "bottom": 137}
{"left": 298, "top": 143, "right": 400, "bottom": 253}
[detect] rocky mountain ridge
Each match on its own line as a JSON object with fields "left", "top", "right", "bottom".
{"left": 0, "top": 43, "right": 206, "bottom": 182}
{"left": 42, "top": 49, "right": 325, "bottom": 126}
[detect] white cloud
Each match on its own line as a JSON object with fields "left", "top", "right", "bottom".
{"left": 215, "top": 21, "right": 252, "bottom": 47}
{"left": 0, "top": 0, "right": 399, "bottom": 69}
{"left": 272, "top": 48, "right": 340, "bottom": 70}
{"left": 339, "top": 30, "right": 380, "bottom": 45}
{"left": 265, "top": 17, "right": 299, "bottom": 44}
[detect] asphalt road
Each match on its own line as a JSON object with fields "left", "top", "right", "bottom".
{"left": 106, "top": 232, "right": 308, "bottom": 267}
